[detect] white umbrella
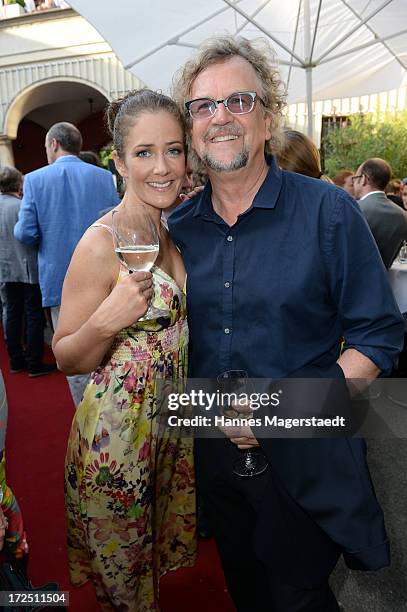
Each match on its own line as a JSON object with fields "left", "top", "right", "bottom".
{"left": 67, "top": 0, "right": 407, "bottom": 137}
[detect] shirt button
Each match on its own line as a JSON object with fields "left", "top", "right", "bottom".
{"left": 224, "top": 328, "right": 230, "bottom": 334}
{"left": 224, "top": 282, "right": 230, "bottom": 288}
{"left": 226, "top": 235, "right": 233, "bottom": 242}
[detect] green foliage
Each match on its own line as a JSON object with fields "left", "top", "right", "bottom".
{"left": 5, "top": 0, "right": 26, "bottom": 7}
{"left": 323, "top": 111, "right": 407, "bottom": 178}
{"left": 99, "top": 145, "right": 125, "bottom": 196}
{"left": 99, "top": 145, "right": 113, "bottom": 169}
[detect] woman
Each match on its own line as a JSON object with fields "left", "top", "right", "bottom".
{"left": 52, "top": 89, "right": 196, "bottom": 611}
{"left": 277, "top": 128, "right": 332, "bottom": 182}
{"left": 332, "top": 169, "right": 355, "bottom": 196}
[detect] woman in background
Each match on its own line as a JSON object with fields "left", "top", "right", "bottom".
{"left": 277, "top": 128, "right": 333, "bottom": 182}
{"left": 333, "top": 169, "right": 355, "bottom": 197}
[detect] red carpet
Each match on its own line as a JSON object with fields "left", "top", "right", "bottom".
{"left": 0, "top": 333, "right": 234, "bottom": 611}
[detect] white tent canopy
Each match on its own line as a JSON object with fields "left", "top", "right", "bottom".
{"left": 68, "top": 0, "right": 407, "bottom": 136}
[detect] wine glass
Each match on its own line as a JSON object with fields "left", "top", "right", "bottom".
{"left": 398, "top": 241, "right": 407, "bottom": 263}
{"left": 111, "top": 205, "right": 167, "bottom": 320}
{"left": 217, "top": 370, "right": 269, "bottom": 478}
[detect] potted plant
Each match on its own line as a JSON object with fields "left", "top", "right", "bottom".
{"left": 3, "top": 0, "right": 26, "bottom": 18}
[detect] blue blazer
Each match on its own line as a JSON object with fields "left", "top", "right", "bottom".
{"left": 14, "top": 155, "right": 119, "bottom": 307}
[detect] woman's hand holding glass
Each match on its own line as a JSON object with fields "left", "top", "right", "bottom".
{"left": 112, "top": 205, "right": 167, "bottom": 320}
{"left": 92, "top": 271, "right": 153, "bottom": 337}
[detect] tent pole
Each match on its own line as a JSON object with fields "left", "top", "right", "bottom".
{"left": 303, "top": 0, "right": 313, "bottom": 138}
{"left": 306, "top": 67, "right": 313, "bottom": 139}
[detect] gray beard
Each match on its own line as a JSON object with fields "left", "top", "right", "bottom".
{"left": 199, "top": 147, "right": 249, "bottom": 173}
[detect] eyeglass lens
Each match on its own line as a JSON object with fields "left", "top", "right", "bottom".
{"left": 188, "top": 92, "right": 255, "bottom": 118}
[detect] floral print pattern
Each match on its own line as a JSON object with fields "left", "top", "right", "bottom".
{"left": 65, "top": 267, "right": 196, "bottom": 611}
{"left": 0, "top": 371, "right": 28, "bottom": 560}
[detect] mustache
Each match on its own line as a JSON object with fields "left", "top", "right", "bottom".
{"left": 203, "top": 125, "right": 244, "bottom": 142}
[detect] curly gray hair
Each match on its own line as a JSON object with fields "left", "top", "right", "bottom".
{"left": 171, "top": 36, "right": 287, "bottom": 155}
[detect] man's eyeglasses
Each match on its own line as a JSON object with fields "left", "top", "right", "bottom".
{"left": 351, "top": 174, "right": 364, "bottom": 183}
{"left": 185, "top": 91, "right": 264, "bottom": 120}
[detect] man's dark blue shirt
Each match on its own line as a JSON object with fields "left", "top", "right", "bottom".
{"left": 168, "top": 157, "right": 404, "bottom": 379}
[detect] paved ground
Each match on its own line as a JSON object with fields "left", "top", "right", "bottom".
{"left": 331, "top": 438, "right": 407, "bottom": 611}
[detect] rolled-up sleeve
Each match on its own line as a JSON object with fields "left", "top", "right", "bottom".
{"left": 14, "top": 176, "right": 40, "bottom": 245}
{"left": 324, "top": 192, "right": 404, "bottom": 374}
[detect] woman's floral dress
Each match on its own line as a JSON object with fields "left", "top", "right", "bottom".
{"left": 64, "top": 235, "right": 196, "bottom": 611}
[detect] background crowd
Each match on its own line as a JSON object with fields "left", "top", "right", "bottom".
{"left": 0, "top": 0, "right": 69, "bottom": 18}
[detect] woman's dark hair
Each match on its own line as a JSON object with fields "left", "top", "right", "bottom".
{"left": 0, "top": 166, "right": 23, "bottom": 194}
{"left": 106, "top": 88, "right": 186, "bottom": 159}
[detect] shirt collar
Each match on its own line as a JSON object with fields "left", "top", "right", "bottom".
{"left": 0, "top": 192, "right": 20, "bottom": 199}
{"left": 359, "top": 190, "right": 384, "bottom": 201}
{"left": 193, "top": 155, "right": 282, "bottom": 219}
{"left": 54, "top": 155, "right": 80, "bottom": 164}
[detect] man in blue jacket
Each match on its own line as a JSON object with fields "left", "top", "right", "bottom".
{"left": 170, "top": 36, "right": 404, "bottom": 611}
{"left": 14, "top": 122, "right": 119, "bottom": 404}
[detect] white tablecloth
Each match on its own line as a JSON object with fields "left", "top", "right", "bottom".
{"left": 388, "top": 261, "right": 407, "bottom": 313}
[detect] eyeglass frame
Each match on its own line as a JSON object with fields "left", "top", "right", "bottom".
{"left": 185, "top": 91, "right": 265, "bottom": 120}
{"left": 351, "top": 174, "right": 365, "bottom": 183}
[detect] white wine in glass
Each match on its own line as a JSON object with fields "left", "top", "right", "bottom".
{"left": 112, "top": 205, "right": 167, "bottom": 320}
{"left": 115, "top": 245, "right": 159, "bottom": 272}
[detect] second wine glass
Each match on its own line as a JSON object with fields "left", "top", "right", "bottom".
{"left": 398, "top": 241, "right": 407, "bottom": 263}
{"left": 217, "top": 370, "right": 269, "bottom": 478}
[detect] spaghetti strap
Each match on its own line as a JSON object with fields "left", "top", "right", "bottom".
{"left": 92, "top": 217, "right": 166, "bottom": 237}
{"left": 89, "top": 223, "right": 113, "bottom": 235}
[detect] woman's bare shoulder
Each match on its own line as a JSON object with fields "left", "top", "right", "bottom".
{"left": 70, "top": 218, "right": 118, "bottom": 278}
{"left": 81, "top": 218, "right": 114, "bottom": 254}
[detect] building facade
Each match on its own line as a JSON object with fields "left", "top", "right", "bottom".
{"left": 0, "top": 6, "right": 141, "bottom": 172}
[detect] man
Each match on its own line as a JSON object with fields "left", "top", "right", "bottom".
{"left": 14, "top": 122, "right": 119, "bottom": 403}
{"left": 169, "top": 37, "right": 404, "bottom": 611}
{"left": 353, "top": 158, "right": 407, "bottom": 268}
{"left": 0, "top": 166, "right": 55, "bottom": 377}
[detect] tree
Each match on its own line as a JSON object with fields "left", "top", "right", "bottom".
{"left": 5, "top": 0, "right": 26, "bottom": 7}
{"left": 323, "top": 111, "right": 407, "bottom": 178}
